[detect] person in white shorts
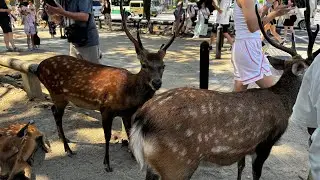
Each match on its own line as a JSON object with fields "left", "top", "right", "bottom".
{"left": 21, "top": 5, "right": 36, "bottom": 50}
{"left": 291, "top": 55, "right": 320, "bottom": 180}
{"left": 232, "top": 0, "right": 292, "bottom": 92}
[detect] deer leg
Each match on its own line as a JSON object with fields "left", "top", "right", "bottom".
{"left": 146, "top": 167, "right": 160, "bottom": 180}
{"left": 51, "top": 102, "right": 74, "bottom": 156}
{"left": 121, "top": 115, "right": 133, "bottom": 147}
{"left": 252, "top": 143, "right": 273, "bottom": 180}
{"left": 101, "top": 109, "right": 114, "bottom": 172}
{"left": 237, "top": 157, "right": 245, "bottom": 180}
{"left": 7, "top": 161, "right": 32, "bottom": 180}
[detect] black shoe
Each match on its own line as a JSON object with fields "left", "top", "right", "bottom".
{"left": 60, "top": 35, "right": 67, "bottom": 39}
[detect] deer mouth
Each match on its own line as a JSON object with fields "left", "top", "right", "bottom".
{"left": 149, "top": 82, "right": 159, "bottom": 91}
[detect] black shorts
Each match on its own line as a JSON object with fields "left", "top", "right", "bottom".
{"left": 0, "top": 17, "right": 12, "bottom": 33}
{"left": 283, "top": 15, "right": 297, "bottom": 26}
{"left": 212, "top": 24, "right": 229, "bottom": 33}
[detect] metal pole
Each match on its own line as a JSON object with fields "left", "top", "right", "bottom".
{"left": 215, "top": 24, "right": 223, "bottom": 59}
{"left": 200, "top": 41, "right": 210, "bottom": 89}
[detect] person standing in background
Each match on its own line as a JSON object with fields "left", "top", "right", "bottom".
{"left": 283, "top": 0, "right": 297, "bottom": 42}
{"left": 102, "top": 0, "right": 112, "bottom": 31}
{"left": 0, "top": 0, "right": 17, "bottom": 51}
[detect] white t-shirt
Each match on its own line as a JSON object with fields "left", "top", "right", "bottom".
{"left": 216, "top": 0, "right": 232, "bottom": 24}
{"left": 291, "top": 55, "right": 320, "bottom": 179}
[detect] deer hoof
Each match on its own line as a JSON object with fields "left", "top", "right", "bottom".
{"left": 66, "top": 150, "right": 76, "bottom": 157}
{"left": 105, "top": 166, "right": 113, "bottom": 172}
{"left": 121, "top": 140, "right": 129, "bottom": 147}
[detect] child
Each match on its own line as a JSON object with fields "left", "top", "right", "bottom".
{"left": 21, "top": 5, "right": 36, "bottom": 50}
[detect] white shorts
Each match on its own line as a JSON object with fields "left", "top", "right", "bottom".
{"left": 24, "top": 25, "right": 36, "bottom": 35}
{"left": 231, "top": 38, "right": 272, "bottom": 85}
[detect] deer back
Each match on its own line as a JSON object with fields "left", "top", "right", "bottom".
{"left": 134, "top": 87, "right": 288, "bottom": 165}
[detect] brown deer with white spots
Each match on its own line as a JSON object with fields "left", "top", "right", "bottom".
{"left": 129, "top": 2, "right": 320, "bottom": 180}
{"left": 35, "top": 1, "right": 184, "bottom": 172}
{"left": 0, "top": 121, "right": 51, "bottom": 180}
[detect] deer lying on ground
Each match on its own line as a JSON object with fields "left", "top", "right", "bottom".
{"left": 0, "top": 121, "right": 51, "bottom": 180}
{"left": 35, "top": 1, "right": 184, "bottom": 172}
{"left": 129, "top": 3, "right": 320, "bottom": 180}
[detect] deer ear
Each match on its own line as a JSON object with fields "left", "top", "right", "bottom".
{"left": 292, "top": 61, "right": 308, "bottom": 76}
{"left": 268, "top": 56, "right": 285, "bottom": 70}
{"left": 158, "top": 50, "right": 166, "bottom": 59}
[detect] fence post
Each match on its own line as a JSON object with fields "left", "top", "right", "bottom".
{"left": 215, "top": 24, "right": 223, "bottom": 59}
{"left": 200, "top": 41, "right": 210, "bottom": 89}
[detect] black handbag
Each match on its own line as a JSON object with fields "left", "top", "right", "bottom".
{"left": 65, "top": 15, "right": 90, "bottom": 47}
{"left": 204, "top": 18, "right": 209, "bottom": 24}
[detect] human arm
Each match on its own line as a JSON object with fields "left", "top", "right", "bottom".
{"left": 45, "top": 2, "right": 89, "bottom": 22}
{"left": 239, "top": 0, "right": 291, "bottom": 33}
{"left": 212, "top": 0, "right": 222, "bottom": 13}
{"left": 0, "top": 8, "right": 11, "bottom": 13}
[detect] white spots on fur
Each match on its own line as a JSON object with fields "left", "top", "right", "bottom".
{"left": 189, "top": 93, "right": 195, "bottom": 98}
{"left": 185, "top": 129, "right": 194, "bottom": 137}
{"left": 233, "top": 131, "right": 239, "bottom": 136}
{"left": 175, "top": 124, "right": 182, "bottom": 130}
{"left": 228, "top": 137, "right": 234, "bottom": 141}
{"left": 211, "top": 146, "right": 231, "bottom": 153}
{"left": 209, "top": 132, "right": 213, "bottom": 138}
{"left": 62, "top": 88, "right": 69, "bottom": 93}
{"left": 252, "top": 106, "right": 258, "bottom": 111}
{"left": 224, "top": 107, "right": 230, "bottom": 113}
{"left": 217, "top": 107, "right": 222, "bottom": 114}
{"left": 208, "top": 102, "right": 213, "bottom": 114}
{"left": 179, "top": 149, "right": 187, "bottom": 156}
{"left": 45, "top": 69, "right": 50, "bottom": 75}
{"left": 108, "top": 95, "right": 113, "bottom": 101}
{"left": 238, "top": 138, "right": 244, "bottom": 143}
{"left": 214, "top": 139, "right": 219, "bottom": 144}
{"left": 204, "top": 134, "right": 209, "bottom": 142}
{"left": 60, "top": 81, "right": 64, "bottom": 85}
{"left": 201, "top": 105, "right": 208, "bottom": 114}
{"left": 66, "top": 65, "right": 70, "bottom": 69}
{"left": 234, "top": 116, "right": 240, "bottom": 123}
{"left": 172, "top": 146, "right": 178, "bottom": 153}
{"left": 159, "top": 96, "right": 172, "bottom": 105}
{"left": 199, "top": 153, "right": 203, "bottom": 158}
{"left": 196, "top": 147, "right": 200, "bottom": 152}
{"left": 189, "top": 108, "right": 198, "bottom": 118}
{"left": 187, "top": 159, "right": 192, "bottom": 164}
{"left": 197, "top": 133, "right": 202, "bottom": 142}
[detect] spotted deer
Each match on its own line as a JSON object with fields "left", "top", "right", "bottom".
{"left": 129, "top": 2, "right": 320, "bottom": 180}
{"left": 35, "top": 1, "right": 184, "bottom": 172}
{"left": 0, "top": 121, "right": 51, "bottom": 180}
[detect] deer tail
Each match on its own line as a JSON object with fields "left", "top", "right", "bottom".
{"left": 130, "top": 119, "right": 146, "bottom": 170}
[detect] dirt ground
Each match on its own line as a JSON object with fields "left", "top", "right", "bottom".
{"left": 0, "top": 26, "right": 312, "bottom": 180}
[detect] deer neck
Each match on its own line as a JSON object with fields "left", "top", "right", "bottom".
{"left": 127, "top": 69, "right": 156, "bottom": 104}
{"left": 271, "top": 72, "right": 303, "bottom": 113}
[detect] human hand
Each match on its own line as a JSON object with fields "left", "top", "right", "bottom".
{"left": 45, "top": 3, "right": 64, "bottom": 16}
{"left": 218, "top": 9, "right": 222, "bottom": 14}
{"left": 274, "top": 4, "right": 293, "bottom": 17}
{"left": 6, "top": 9, "right": 12, "bottom": 13}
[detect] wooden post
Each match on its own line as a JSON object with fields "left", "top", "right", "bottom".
{"left": 215, "top": 24, "right": 223, "bottom": 59}
{"left": 200, "top": 41, "right": 209, "bottom": 89}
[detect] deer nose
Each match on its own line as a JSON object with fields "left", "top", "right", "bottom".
{"left": 151, "top": 79, "right": 162, "bottom": 90}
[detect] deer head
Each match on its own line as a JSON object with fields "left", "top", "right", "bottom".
{"left": 120, "top": 0, "right": 185, "bottom": 90}
{"left": 255, "top": 3, "right": 319, "bottom": 74}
